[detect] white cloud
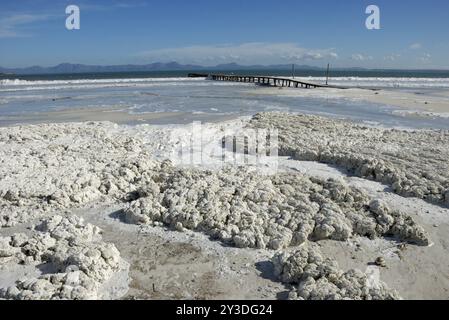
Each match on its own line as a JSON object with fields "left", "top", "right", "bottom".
{"left": 0, "top": 2, "right": 137, "bottom": 38}
{"left": 384, "top": 53, "right": 401, "bottom": 61}
{"left": 136, "top": 43, "right": 339, "bottom": 65}
{"left": 409, "top": 43, "right": 422, "bottom": 50}
{"left": 0, "top": 14, "right": 51, "bottom": 38}
{"left": 350, "top": 53, "right": 373, "bottom": 61}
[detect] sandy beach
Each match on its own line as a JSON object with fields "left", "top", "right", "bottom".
{"left": 0, "top": 107, "right": 241, "bottom": 127}
{"left": 251, "top": 85, "right": 449, "bottom": 117}
{"left": 339, "top": 88, "right": 449, "bottom": 114}
{"left": 1, "top": 112, "right": 448, "bottom": 300}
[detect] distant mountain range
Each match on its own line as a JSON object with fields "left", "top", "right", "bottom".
{"left": 1, "top": 62, "right": 447, "bottom": 76}
{"left": 0, "top": 62, "right": 326, "bottom": 75}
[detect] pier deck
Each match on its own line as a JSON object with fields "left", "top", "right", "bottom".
{"left": 187, "top": 73, "right": 348, "bottom": 89}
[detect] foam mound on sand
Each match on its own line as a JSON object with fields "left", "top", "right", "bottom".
{"left": 0, "top": 122, "right": 166, "bottom": 227}
{"left": 271, "top": 242, "right": 400, "bottom": 300}
{"left": 1, "top": 116, "right": 446, "bottom": 300}
{"left": 249, "top": 112, "right": 449, "bottom": 207}
{"left": 123, "top": 165, "right": 430, "bottom": 249}
{"left": 0, "top": 122, "right": 429, "bottom": 250}
{"left": 0, "top": 215, "right": 128, "bottom": 300}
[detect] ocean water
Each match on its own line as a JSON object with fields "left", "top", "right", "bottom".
{"left": 1, "top": 70, "right": 449, "bottom": 129}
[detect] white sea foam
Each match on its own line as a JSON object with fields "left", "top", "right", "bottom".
{"left": 0, "top": 78, "right": 250, "bottom": 92}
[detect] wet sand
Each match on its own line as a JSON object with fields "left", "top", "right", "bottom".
{"left": 0, "top": 107, "right": 241, "bottom": 127}
{"left": 339, "top": 88, "right": 449, "bottom": 114}
{"left": 252, "top": 86, "right": 449, "bottom": 116}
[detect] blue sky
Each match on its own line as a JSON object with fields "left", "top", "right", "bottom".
{"left": 1, "top": 0, "right": 448, "bottom": 69}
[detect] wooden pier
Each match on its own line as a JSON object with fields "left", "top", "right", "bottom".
{"left": 187, "top": 73, "right": 348, "bottom": 89}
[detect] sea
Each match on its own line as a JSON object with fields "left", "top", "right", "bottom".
{"left": 1, "top": 69, "right": 449, "bottom": 129}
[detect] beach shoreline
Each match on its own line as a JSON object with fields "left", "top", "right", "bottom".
{"left": 2, "top": 75, "right": 449, "bottom": 129}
